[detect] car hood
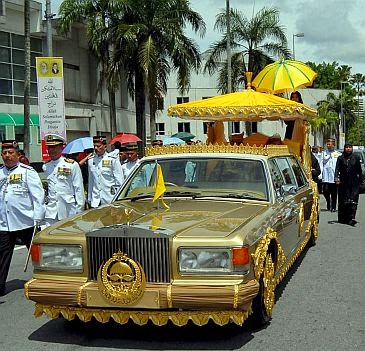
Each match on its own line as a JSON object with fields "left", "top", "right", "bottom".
{"left": 45, "top": 199, "right": 268, "bottom": 239}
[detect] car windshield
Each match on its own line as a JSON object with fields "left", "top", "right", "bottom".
{"left": 117, "top": 157, "right": 269, "bottom": 201}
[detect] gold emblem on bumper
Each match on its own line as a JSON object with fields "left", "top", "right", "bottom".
{"left": 97, "top": 252, "right": 146, "bottom": 305}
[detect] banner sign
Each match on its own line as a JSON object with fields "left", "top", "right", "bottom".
{"left": 36, "top": 57, "right": 66, "bottom": 160}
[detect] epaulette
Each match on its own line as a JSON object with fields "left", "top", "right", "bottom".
{"left": 19, "top": 163, "right": 34, "bottom": 170}
{"left": 0, "top": 164, "right": 4, "bottom": 169}
{"left": 108, "top": 152, "right": 118, "bottom": 159}
{"left": 64, "top": 158, "right": 75, "bottom": 163}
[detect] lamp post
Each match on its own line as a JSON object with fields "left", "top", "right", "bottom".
{"left": 292, "top": 32, "right": 304, "bottom": 59}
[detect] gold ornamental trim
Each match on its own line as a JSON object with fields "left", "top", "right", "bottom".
{"left": 97, "top": 252, "right": 146, "bottom": 306}
{"left": 34, "top": 303, "right": 252, "bottom": 327}
{"left": 145, "top": 144, "right": 291, "bottom": 157}
{"left": 233, "top": 285, "right": 239, "bottom": 309}
{"left": 24, "top": 278, "right": 36, "bottom": 300}
{"left": 298, "top": 202, "right": 304, "bottom": 237}
{"left": 167, "top": 285, "right": 173, "bottom": 308}
{"left": 77, "top": 282, "right": 93, "bottom": 306}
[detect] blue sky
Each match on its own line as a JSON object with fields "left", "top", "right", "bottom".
{"left": 45, "top": 0, "right": 365, "bottom": 74}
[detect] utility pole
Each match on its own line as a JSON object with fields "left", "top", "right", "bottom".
{"left": 226, "top": 0, "right": 233, "bottom": 136}
{"left": 23, "top": 0, "right": 30, "bottom": 157}
{"left": 45, "top": 0, "right": 53, "bottom": 56}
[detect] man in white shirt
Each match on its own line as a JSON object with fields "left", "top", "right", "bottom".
{"left": 321, "top": 138, "right": 341, "bottom": 211}
{"left": 43, "top": 134, "right": 85, "bottom": 225}
{"left": 88, "top": 136, "right": 124, "bottom": 207}
{"left": 121, "top": 142, "right": 140, "bottom": 181}
{"left": 0, "top": 140, "right": 45, "bottom": 296}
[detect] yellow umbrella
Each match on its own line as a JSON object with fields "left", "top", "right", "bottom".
{"left": 252, "top": 59, "right": 317, "bottom": 94}
{"left": 167, "top": 85, "right": 317, "bottom": 122}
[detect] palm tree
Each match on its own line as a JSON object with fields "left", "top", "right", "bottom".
{"left": 204, "top": 7, "right": 290, "bottom": 93}
{"left": 58, "top": 0, "right": 126, "bottom": 137}
{"left": 350, "top": 73, "right": 365, "bottom": 118}
{"left": 109, "top": 0, "right": 206, "bottom": 144}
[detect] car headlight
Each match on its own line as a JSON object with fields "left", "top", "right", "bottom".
{"left": 178, "top": 247, "right": 250, "bottom": 275}
{"left": 31, "top": 244, "right": 83, "bottom": 272}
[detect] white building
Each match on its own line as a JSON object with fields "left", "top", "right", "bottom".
{"left": 0, "top": 0, "right": 136, "bottom": 162}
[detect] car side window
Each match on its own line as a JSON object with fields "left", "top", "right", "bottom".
{"left": 287, "top": 157, "right": 307, "bottom": 188}
{"left": 268, "top": 159, "right": 284, "bottom": 196}
{"left": 274, "top": 157, "right": 297, "bottom": 186}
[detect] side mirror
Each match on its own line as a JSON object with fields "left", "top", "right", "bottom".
{"left": 281, "top": 184, "right": 297, "bottom": 195}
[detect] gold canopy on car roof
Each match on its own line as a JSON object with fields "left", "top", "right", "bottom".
{"left": 167, "top": 73, "right": 317, "bottom": 122}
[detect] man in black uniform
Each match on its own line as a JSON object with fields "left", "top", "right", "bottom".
{"left": 335, "top": 143, "right": 362, "bottom": 226}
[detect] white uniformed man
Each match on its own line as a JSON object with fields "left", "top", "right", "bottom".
{"left": 121, "top": 142, "right": 140, "bottom": 181}
{"left": 0, "top": 140, "right": 45, "bottom": 296}
{"left": 321, "top": 138, "right": 341, "bottom": 211}
{"left": 87, "top": 136, "right": 123, "bottom": 208}
{"left": 43, "top": 134, "right": 85, "bottom": 225}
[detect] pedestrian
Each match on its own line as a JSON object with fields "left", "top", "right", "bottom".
{"left": 112, "top": 141, "right": 128, "bottom": 165}
{"left": 335, "top": 143, "right": 362, "bottom": 226}
{"left": 311, "top": 150, "right": 321, "bottom": 184}
{"left": 321, "top": 138, "right": 341, "bottom": 212}
{"left": 18, "top": 149, "right": 30, "bottom": 165}
{"left": 121, "top": 142, "right": 140, "bottom": 180}
{"left": 43, "top": 134, "right": 85, "bottom": 226}
{"left": 0, "top": 140, "right": 45, "bottom": 296}
{"left": 87, "top": 136, "right": 123, "bottom": 208}
{"left": 312, "top": 146, "right": 323, "bottom": 193}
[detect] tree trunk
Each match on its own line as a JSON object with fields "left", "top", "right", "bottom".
{"left": 135, "top": 68, "right": 146, "bottom": 149}
{"left": 23, "top": 0, "right": 31, "bottom": 157}
{"left": 108, "top": 89, "right": 117, "bottom": 136}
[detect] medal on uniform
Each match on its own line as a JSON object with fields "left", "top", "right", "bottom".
{"left": 9, "top": 173, "right": 22, "bottom": 183}
{"left": 102, "top": 160, "right": 111, "bottom": 167}
{"left": 57, "top": 167, "right": 71, "bottom": 176}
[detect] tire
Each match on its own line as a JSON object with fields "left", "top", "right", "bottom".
{"left": 249, "top": 253, "right": 275, "bottom": 328}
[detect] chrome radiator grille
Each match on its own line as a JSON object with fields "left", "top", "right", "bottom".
{"left": 86, "top": 225, "right": 171, "bottom": 283}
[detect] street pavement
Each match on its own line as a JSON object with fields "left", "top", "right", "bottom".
{"left": 1, "top": 194, "right": 364, "bottom": 351}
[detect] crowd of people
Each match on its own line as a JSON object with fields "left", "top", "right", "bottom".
{"left": 0, "top": 134, "right": 143, "bottom": 296}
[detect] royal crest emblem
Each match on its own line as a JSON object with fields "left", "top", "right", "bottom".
{"left": 97, "top": 252, "right": 146, "bottom": 305}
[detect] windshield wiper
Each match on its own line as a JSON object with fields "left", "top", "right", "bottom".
{"left": 129, "top": 194, "right": 154, "bottom": 202}
{"left": 193, "top": 192, "right": 263, "bottom": 200}
{"left": 164, "top": 190, "right": 201, "bottom": 197}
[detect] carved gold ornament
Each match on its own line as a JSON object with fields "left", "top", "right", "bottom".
{"left": 97, "top": 252, "right": 146, "bottom": 305}
{"left": 298, "top": 202, "right": 304, "bottom": 237}
{"left": 124, "top": 208, "right": 134, "bottom": 225}
{"left": 263, "top": 254, "right": 275, "bottom": 317}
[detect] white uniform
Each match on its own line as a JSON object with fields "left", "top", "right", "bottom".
{"left": 0, "top": 163, "right": 45, "bottom": 231}
{"left": 87, "top": 151, "right": 123, "bottom": 207}
{"left": 43, "top": 156, "right": 85, "bottom": 221}
{"left": 121, "top": 159, "right": 140, "bottom": 181}
{"left": 321, "top": 150, "right": 341, "bottom": 183}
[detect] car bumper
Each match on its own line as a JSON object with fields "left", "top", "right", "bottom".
{"left": 24, "top": 278, "right": 259, "bottom": 326}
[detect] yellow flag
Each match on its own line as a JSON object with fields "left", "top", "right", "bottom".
{"left": 153, "top": 164, "right": 169, "bottom": 209}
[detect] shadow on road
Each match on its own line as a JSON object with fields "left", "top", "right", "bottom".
{"left": 29, "top": 317, "right": 257, "bottom": 349}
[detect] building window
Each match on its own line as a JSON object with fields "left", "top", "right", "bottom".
{"left": 232, "top": 122, "right": 240, "bottom": 133}
{"left": 156, "top": 123, "right": 165, "bottom": 135}
{"left": 176, "top": 96, "right": 189, "bottom": 104}
{"left": 178, "top": 122, "right": 190, "bottom": 133}
{"left": 203, "top": 122, "right": 209, "bottom": 134}
{"left": 0, "top": 31, "right": 42, "bottom": 104}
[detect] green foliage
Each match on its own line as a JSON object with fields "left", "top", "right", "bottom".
{"left": 204, "top": 6, "right": 290, "bottom": 93}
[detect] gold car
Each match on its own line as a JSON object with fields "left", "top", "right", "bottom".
{"left": 25, "top": 144, "right": 319, "bottom": 327}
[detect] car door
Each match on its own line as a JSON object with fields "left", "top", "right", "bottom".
{"left": 271, "top": 157, "right": 310, "bottom": 257}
